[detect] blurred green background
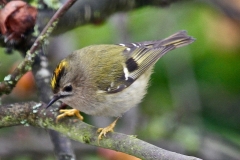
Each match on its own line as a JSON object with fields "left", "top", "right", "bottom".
{"left": 1, "top": 1, "right": 240, "bottom": 160}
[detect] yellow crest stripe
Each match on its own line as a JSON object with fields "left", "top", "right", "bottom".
{"left": 51, "top": 60, "right": 68, "bottom": 92}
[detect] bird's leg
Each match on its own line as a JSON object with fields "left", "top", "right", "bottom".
{"left": 97, "top": 117, "right": 119, "bottom": 142}
{"left": 56, "top": 109, "right": 83, "bottom": 122}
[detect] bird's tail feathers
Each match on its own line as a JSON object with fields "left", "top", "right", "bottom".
{"left": 144, "top": 30, "right": 195, "bottom": 49}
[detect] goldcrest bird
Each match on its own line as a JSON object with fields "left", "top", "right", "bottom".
{"left": 46, "top": 30, "right": 195, "bottom": 140}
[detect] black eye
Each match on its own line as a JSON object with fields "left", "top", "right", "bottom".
{"left": 63, "top": 85, "right": 72, "bottom": 92}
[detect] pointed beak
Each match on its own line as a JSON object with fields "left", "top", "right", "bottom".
{"left": 46, "top": 94, "right": 62, "bottom": 109}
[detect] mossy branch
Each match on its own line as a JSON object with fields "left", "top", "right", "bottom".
{"left": 0, "top": 101, "right": 201, "bottom": 160}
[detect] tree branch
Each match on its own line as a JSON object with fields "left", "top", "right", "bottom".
{"left": 38, "top": 0, "right": 183, "bottom": 35}
{"left": 0, "top": 102, "right": 201, "bottom": 160}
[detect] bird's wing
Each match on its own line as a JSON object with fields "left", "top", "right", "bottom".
{"left": 106, "top": 30, "right": 195, "bottom": 93}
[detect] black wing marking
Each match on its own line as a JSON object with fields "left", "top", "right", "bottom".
{"left": 126, "top": 57, "right": 139, "bottom": 72}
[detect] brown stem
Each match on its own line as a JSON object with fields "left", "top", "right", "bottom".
{"left": 0, "top": 0, "right": 77, "bottom": 96}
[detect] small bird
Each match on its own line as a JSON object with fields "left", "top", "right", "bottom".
{"left": 46, "top": 30, "right": 195, "bottom": 140}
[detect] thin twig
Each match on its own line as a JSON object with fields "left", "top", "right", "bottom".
{"left": 0, "top": 0, "right": 77, "bottom": 96}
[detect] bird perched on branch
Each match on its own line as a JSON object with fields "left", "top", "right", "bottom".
{"left": 46, "top": 30, "right": 195, "bottom": 141}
